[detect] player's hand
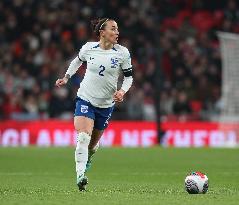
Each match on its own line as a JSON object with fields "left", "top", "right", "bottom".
{"left": 55, "top": 77, "right": 68, "bottom": 87}
{"left": 113, "top": 89, "right": 125, "bottom": 102}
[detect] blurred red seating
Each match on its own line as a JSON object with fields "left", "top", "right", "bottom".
{"left": 190, "top": 100, "right": 202, "bottom": 113}
{"left": 190, "top": 10, "right": 214, "bottom": 32}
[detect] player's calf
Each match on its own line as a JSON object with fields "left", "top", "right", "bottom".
{"left": 85, "top": 142, "right": 99, "bottom": 172}
{"left": 75, "top": 132, "right": 91, "bottom": 181}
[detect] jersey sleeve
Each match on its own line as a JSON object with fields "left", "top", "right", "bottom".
{"left": 65, "top": 56, "right": 83, "bottom": 78}
{"left": 121, "top": 48, "right": 132, "bottom": 70}
{"left": 78, "top": 43, "right": 88, "bottom": 62}
{"left": 121, "top": 48, "right": 132, "bottom": 77}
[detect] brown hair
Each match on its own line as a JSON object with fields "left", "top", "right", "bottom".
{"left": 91, "top": 18, "right": 114, "bottom": 37}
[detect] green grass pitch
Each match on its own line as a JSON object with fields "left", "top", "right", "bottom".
{"left": 0, "top": 147, "right": 239, "bottom": 205}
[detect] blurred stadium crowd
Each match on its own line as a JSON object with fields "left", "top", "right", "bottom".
{"left": 0, "top": 0, "right": 239, "bottom": 121}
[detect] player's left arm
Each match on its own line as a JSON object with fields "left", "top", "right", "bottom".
{"left": 113, "top": 49, "right": 133, "bottom": 102}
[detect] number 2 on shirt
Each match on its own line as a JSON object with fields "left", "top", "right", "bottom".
{"left": 99, "top": 65, "right": 105, "bottom": 76}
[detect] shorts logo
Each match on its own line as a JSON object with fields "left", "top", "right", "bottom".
{"left": 81, "top": 105, "right": 88, "bottom": 113}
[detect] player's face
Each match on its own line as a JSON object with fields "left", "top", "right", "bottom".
{"left": 101, "top": 21, "right": 119, "bottom": 44}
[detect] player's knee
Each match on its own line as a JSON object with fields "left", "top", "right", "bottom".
{"left": 74, "top": 125, "right": 92, "bottom": 135}
{"left": 74, "top": 116, "right": 94, "bottom": 135}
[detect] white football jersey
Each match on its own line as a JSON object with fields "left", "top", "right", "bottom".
{"left": 77, "top": 42, "right": 132, "bottom": 108}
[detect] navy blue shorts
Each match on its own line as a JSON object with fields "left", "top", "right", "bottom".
{"left": 74, "top": 97, "right": 114, "bottom": 130}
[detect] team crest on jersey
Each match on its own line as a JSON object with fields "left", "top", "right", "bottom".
{"left": 111, "top": 57, "right": 119, "bottom": 68}
{"left": 81, "top": 105, "right": 88, "bottom": 113}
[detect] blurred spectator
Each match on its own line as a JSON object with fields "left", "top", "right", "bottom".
{"left": 49, "top": 87, "right": 74, "bottom": 119}
{"left": 173, "top": 91, "right": 191, "bottom": 115}
{"left": 224, "top": 0, "right": 239, "bottom": 23}
{"left": 126, "top": 88, "right": 144, "bottom": 120}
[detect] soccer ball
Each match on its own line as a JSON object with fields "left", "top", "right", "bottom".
{"left": 185, "top": 172, "right": 209, "bottom": 194}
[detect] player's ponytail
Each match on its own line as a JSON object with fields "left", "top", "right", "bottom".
{"left": 91, "top": 18, "right": 112, "bottom": 37}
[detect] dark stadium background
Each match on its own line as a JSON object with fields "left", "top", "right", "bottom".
{"left": 1, "top": 0, "right": 238, "bottom": 122}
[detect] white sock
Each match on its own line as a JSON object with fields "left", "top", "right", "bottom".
{"left": 75, "top": 132, "right": 91, "bottom": 178}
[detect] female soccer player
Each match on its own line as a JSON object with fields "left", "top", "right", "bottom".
{"left": 55, "top": 18, "right": 133, "bottom": 191}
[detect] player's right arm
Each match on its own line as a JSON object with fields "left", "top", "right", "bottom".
{"left": 55, "top": 75, "right": 70, "bottom": 87}
{"left": 55, "top": 43, "right": 88, "bottom": 87}
{"left": 55, "top": 57, "right": 83, "bottom": 87}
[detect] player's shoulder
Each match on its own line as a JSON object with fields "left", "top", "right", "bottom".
{"left": 81, "top": 41, "right": 99, "bottom": 50}
{"left": 114, "top": 44, "right": 130, "bottom": 54}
